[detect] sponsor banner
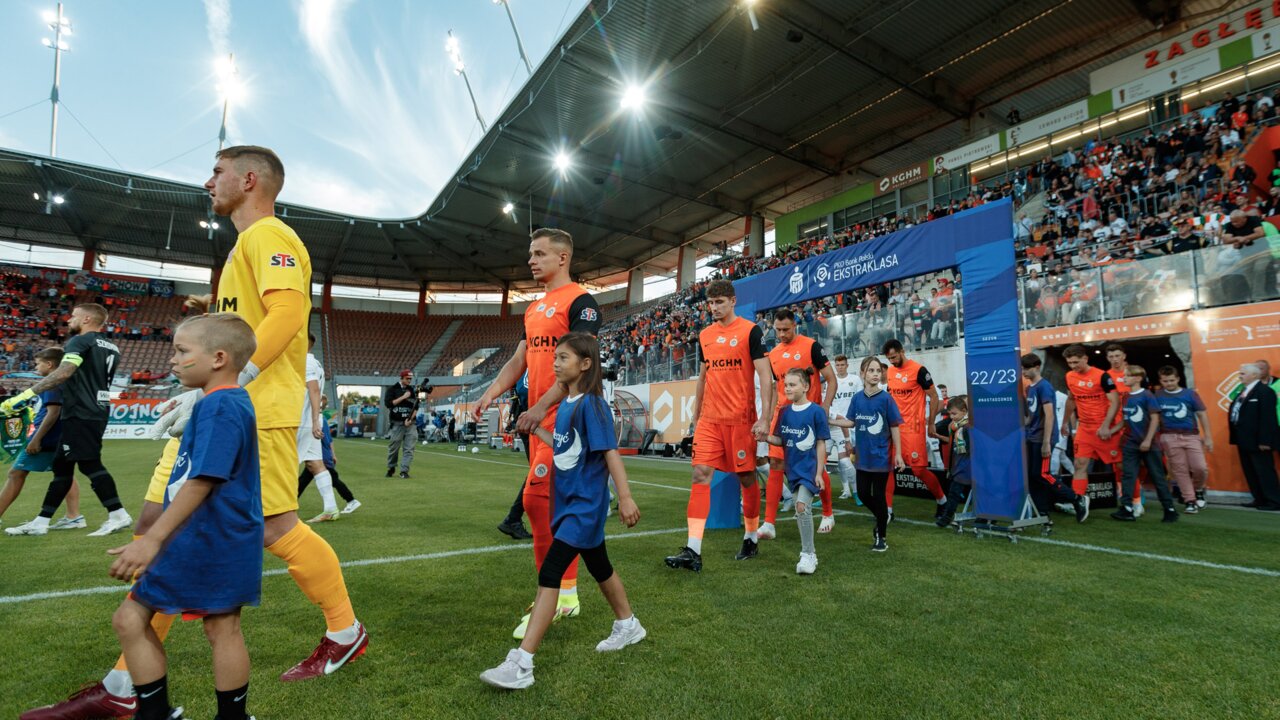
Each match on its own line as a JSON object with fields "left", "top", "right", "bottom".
{"left": 875, "top": 160, "right": 930, "bottom": 196}
{"left": 1020, "top": 315, "right": 1189, "bottom": 348}
{"left": 1111, "top": 52, "right": 1221, "bottom": 109}
{"left": 935, "top": 135, "right": 1001, "bottom": 174}
{"left": 149, "top": 278, "right": 176, "bottom": 298}
{"left": 106, "top": 397, "right": 164, "bottom": 439}
{"left": 0, "top": 264, "right": 69, "bottom": 285}
{"left": 1090, "top": 0, "right": 1280, "bottom": 94}
{"left": 70, "top": 270, "right": 153, "bottom": 296}
{"left": 1007, "top": 100, "right": 1089, "bottom": 148}
{"left": 647, "top": 379, "right": 698, "bottom": 444}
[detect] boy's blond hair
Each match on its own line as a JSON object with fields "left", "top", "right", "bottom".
{"left": 177, "top": 313, "right": 257, "bottom": 371}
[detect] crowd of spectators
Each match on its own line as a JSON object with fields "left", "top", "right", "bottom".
{"left": 598, "top": 89, "right": 1280, "bottom": 382}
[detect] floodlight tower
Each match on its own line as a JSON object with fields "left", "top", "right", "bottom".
{"left": 492, "top": 0, "right": 533, "bottom": 76}
{"left": 447, "top": 31, "right": 488, "bottom": 133}
{"left": 215, "top": 53, "right": 240, "bottom": 151}
{"left": 42, "top": 3, "right": 72, "bottom": 157}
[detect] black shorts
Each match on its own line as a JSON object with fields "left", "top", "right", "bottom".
{"left": 58, "top": 417, "right": 108, "bottom": 463}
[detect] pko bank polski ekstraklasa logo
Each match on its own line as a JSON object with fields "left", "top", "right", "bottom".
{"left": 789, "top": 267, "right": 805, "bottom": 294}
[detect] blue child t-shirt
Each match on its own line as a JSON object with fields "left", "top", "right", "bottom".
{"left": 132, "top": 386, "right": 263, "bottom": 615}
{"left": 1122, "top": 390, "right": 1163, "bottom": 449}
{"left": 551, "top": 393, "right": 617, "bottom": 548}
{"left": 771, "top": 401, "right": 831, "bottom": 494}
{"left": 320, "top": 426, "right": 336, "bottom": 470}
{"left": 1156, "top": 387, "right": 1206, "bottom": 433}
{"left": 1024, "top": 378, "right": 1059, "bottom": 447}
{"left": 33, "top": 389, "right": 62, "bottom": 450}
{"left": 850, "top": 389, "right": 903, "bottom": 472}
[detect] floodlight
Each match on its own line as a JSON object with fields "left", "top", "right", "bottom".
{"left": 52, "top": 194, "right": 65, "bottom": 204}
{"left": 554, "top": 152, "right": 572, "bottom": 173}
{"left": 32, "top": 192, "right": 40, "bottom": 200}
{"left": 446, "top": 35, "right": 465, "bottom": 74}
{"left": 199, "top": 220, "right": 209, "bottom": 228}
{"left": 620, "top": 84, "right": 646, "bottom": 110}
{"left": 502, "top": 202, "right": 515, "bottom": 214}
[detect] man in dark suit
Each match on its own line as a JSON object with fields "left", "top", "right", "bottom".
{"left": 1228, "top": 363, "right": 1280, "bottom": 510}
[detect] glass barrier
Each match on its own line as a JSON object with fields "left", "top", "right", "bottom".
{"left": 1194, "top": 241, "right": 1280, "bottom": 307}
{"left": 1099, "top": 251, "right": 1195, "bottom": 320}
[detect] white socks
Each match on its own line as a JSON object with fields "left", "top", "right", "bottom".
{"left": 326, "top": 619, "right": 360, "bottom": 644}
{"left": 103, "top": 668, "right": 133, "bottom": 698}
{"left": 109, "top": 509, "right": 130, "bottom": 522}
{"left": 687, "top": 537, "right": 703, "bottom": 554}
{"left": 516, "top": 648, "right": 535, "bottom": 667}
{"left": 30, "top": 516, "right": 50, "bottom": 529}
{"left": 313, "top": 470, "right": 338, "bottom": 514}
{"left": 744, "top": 530, "right": 758, "bottom": 542}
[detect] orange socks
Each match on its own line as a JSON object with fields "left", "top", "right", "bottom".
{"left": 267, "top": 522, "right": 355, "bottom": 633}
{"left": 686, "top": 483, "right": 710, "bottom": 554}
{"left": 764, "top": 469, "right": 784, "bottom": 524}
{"left": 742, "top": 480, "right": 760, "bottom": 534}
{"left": 914, "top": 467, "right": 945, "bottom": 502}
{"left": 818, "top": 470, "right": 834, "bottom": 518}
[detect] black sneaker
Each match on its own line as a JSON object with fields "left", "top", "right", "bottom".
{"left": 664, "top": 546, "right": 702, "bottom": 572}
{"left": 398, "top": 471, "right": 411, "bottom": 479}
{"left": 1074, "top": 495, "right": 1090, "bottom": 523}
{"left": 934, "top": 514, "right": 954, "bottom": 528}
{"left": 871, "top": 534, "right": 888, "bottom": 552}
{"left": 1184, "top": 503, "right": 1199, "bottom": 515}
{"left": 1110, "top": 506, "right": 1136, "bottom": 522}
{"left": 1162, "top": 507, "right": 1179, "bottom": 523}
{"left": 934, "top": 503, "right": 947, "bottom": 520}
{"left": 497, "top": 520, "right": 533, "bottom": 540}
{"left": 385, "top": 467, "right": 395, "bottom": 478}
{"left": 735, "top": 538, "right": 759, "bottom": 560}
{"left": 1195, "top": 489, "right": 1206, "bottom": 508}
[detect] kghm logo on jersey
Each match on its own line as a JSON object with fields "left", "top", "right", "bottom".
{"left": 709, "top": 358, "right": 744, "bottom": 368}
{"left": 528, "top": 335, "right": 560, "bottom": 348}
{"left": 269, "top": 253, "right": 296, "bottom": 267}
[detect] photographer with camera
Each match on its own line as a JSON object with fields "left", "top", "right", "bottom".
{"left": 385, "top": 370, "right": 420, "bottom": 479}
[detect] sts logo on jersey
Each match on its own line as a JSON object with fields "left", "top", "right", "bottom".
{"left": 579, "top": 307, "right": 598, "bottom": 322}
{"left": 269, "top": 253, "right": 296, "bottom": 268}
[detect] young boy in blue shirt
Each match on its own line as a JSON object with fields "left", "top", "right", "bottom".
{"left": 1111, "top": 365, "right": 1178, "bottom": 523}
{"left": 0, "top": 347, "right": 84, "bottom": 532}
{"left": 768, "top": 368, "right": 831, "bottom": 575}
{"left": 935, "top": 396, "right": 971, "bottom": 527}
{"left": 108, "top": 313, "right": 262, "bottom": 720}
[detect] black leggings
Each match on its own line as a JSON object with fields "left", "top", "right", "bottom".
{"left": 41, "top": 456, "right": 122, "bottom": 517}
{"left": 855, "top": 469, "right": 890, "bottom": 538}
{"left": 538, "top": 538, "right": 614, "bottom": 589}
{"left": 297, "top": 467, "right": 355, "bottom": 503}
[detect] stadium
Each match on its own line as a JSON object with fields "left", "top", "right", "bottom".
{"left": 2, "top": 0, "right": 1279, "bottom": 717}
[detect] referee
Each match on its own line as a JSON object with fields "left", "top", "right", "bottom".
{"left": 2, "top": 303, "right": 132, "bottom": 537}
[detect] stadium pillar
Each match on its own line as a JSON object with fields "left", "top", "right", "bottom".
{"left": 677, "top": 246, "right": 695, "bottom": 290}
{"left": 211, "top": 266, "right": 222, "bottom": 299}
{"left": 322, "top": 279, "right": 333, "bottom": 313}
{"left": 417, "top": 284, "right": 427, "bottom": 320}
{"left": 499, "top": 282, "right": 510, "bottom": 318}
{"left": 748, "top": 214, "right": 765, "bottom": 257}
{"left": 81, "top": 250, "right": 94, "bottom": 272}
{"left": 627, "top": 268, "right": 644, "bottom": 305}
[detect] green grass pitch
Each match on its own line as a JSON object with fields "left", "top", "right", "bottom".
{"left": 2, "top": 438, "right": 1279, "bottom": 719}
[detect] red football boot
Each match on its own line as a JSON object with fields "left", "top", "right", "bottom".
{"left": 20, "top": 682, "right": 136, "bottom": 719}
{"left": 279, "top": 623, "right": 369, "bottom": 682}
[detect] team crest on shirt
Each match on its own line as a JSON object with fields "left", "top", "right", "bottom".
{"left": 716, "top": 336, "right": 727, "bottom": 344}
{"left": 1108, "top": 449, "right": 1118, "bottom": 458}
{"left": 534, "top": 463, "right": 549, "bottom": 478}
{"left": 269, "top": 253, "right": 296, "bottom": 268}
{"left": 782, "top": 352, "right": 791, "bottom": 359}
{"left": 536, "top": 303, "right": 546, "bottom": 312}
{"left": 910, "top": 451, "right": 920, "bottom": 459}
{"left": 737, "top": 450, "right": 746, "bottom": 459}
{"left": 580, "top": 307, "right": 597, "bottom": 322}
{"left": 729, "top": 338, "right": 738, "bottom": 347}
{"left": 545, "top": 307, "right": 556, "bottom": 318}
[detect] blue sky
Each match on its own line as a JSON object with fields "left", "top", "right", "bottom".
{"left": 0, "top": 0, "right": 585, "bottom": 218}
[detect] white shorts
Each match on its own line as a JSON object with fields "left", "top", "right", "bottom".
{"left": 296, "top": 426, "right": 323, "bottom": 463}
{"left": 755, "top": 441, "right": 769, "bottom": 461}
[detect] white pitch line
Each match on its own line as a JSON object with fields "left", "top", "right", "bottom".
{"left": 0, "top": 526, "right": 689, "bottom": 606}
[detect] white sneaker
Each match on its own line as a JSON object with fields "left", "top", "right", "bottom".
{"left": 49, "top": 515, "right": 87, "bottom": 530}
{"left": 818, "top": 515, "right": 835, "bottom": 534}
{"left": 479, "top": 649, "right": 535, "bottom": 689}
{"left": 5, "top": 518, "right": 48, "bottom": 536}
{"left": 780, "top": 497, "right": 795, "bottom": 513}
{"left": 757, "top": 522, "right": 777, "bottom": 540}
{"left": 307, "top": 510, "right": 340, "bottom": 523}
{"left": 838, "top": 488, "right": 853, "bottom": 499}
{"left": 340, "top": 499, "right": 362, "bottom": 515}
{"left": 887, "top": 507, "right": 894, "bottom": 523}
{"left": 796, "top": 552, "right": 817, "bottom": 575}
{"left": 87, "top": 512, "right": 133, "bottom": 537}
{"left": 595, "top": 618, "right": 646, "bottom": 652}
{"left": 1054, "top": 502, "right": 1075, "bottom": 514}
{"left": 1132, "top": 502, "right": 1145, "bottom": 519}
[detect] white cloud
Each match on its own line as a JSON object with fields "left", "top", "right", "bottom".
{"left": 203, "top": 0, "right": 231, "bottom": 57}
{"left": 293, "top": 0, "right": 484, "bottom": 216}
{"left": 281, "top": 160, "right": 398, "bottom": 218}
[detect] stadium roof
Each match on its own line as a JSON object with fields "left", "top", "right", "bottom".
{"left": 0, "top": 0, "right": 1244, "bottom": 293}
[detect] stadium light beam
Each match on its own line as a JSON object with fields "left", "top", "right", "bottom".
{"left": 42, "top": 3, "right": 72, "bottom": 157}
{"left": 215, "top": 53, "right": 242, "bottom": 151}
{"left": 620, "top": 84, "right": 647, "bottom": 111}
{"left": 492, "top": 0, "right": 533, "bottom": 76}
{"left": 743, "top": 0, "right": 760, "bottom": 31}
{"left": 554, "top": 151, "right": 573, "bottom": 175}
{"left": 446, "top": 31, "right": 488, "bottom": 133}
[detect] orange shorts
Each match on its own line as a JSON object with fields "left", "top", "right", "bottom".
{"left": 898, "top": 432, "right": 929, "bottom": 467}
{"left": 693, "top": 421, "right": 756, "bottom": 474}
{"left": 525, "top": 433, "right": 555, "bottom": 498}
{"left": 1074, "top": 426, "right": 1122, "bottom": 463}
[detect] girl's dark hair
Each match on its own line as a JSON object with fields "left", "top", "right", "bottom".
{"left": 784, "top": 367, "right": 811, "bottom": 388}
{"left": 557, "top": 332, "right": 603, "bottom": 397}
